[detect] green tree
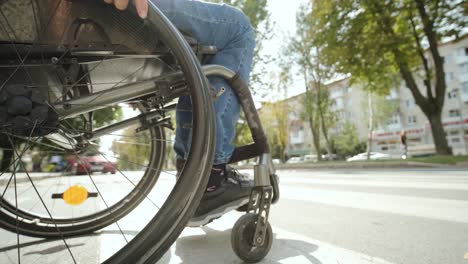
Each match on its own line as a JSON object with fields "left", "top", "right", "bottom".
{"left": 311, "top": 0, "right": 467, "bottom": 155}
{"left": 362, "top": 92, "right": 399, "bottom": 159}
{"left": 317, "top": 85, "right": 338, "bottom": 158}
{"left": 112, "top": 125, "right": 151, "bottom": 171}
{"left": 259, "top": 67, "right": 291, "bottom": 162}
{"left": 301, "top": 88, "right": 321, "bottom": 159}
{"left": 288, "top": 3, "right": 340, "bottom": 160}
{"left": 332, "top": 122, "right": 365, "bottom": 158}
{"left": 260, "top": 100, "right": 289, "bottom": 162}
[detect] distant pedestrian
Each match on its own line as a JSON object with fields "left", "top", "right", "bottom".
{"left": 32, "top": 150, "right": 42, "bottom": 172}
{"left": 400, "top": 130, "right": 408, "bottom": 159}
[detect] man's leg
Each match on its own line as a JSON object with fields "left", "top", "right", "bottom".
{"left": 151, "top": 0, "right": 256, "bottom": 223}
{"left": 151, "top": 0, "right": 255, "bottom": 167}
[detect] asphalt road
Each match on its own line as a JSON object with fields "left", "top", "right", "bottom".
{"left": 0, "top": 168, "right": 467, "bottom": 264}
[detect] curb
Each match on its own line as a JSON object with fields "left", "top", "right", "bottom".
{"left": 234, "top": 161, "right": 444, "bottom": 170}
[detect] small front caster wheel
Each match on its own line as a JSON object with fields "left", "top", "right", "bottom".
{"left": 231, "top": 213, "right": 273, "bottom": 263}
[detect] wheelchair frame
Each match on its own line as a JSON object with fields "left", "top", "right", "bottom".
{"left": 0, "top": 0, "right": 279, "bottom": 262}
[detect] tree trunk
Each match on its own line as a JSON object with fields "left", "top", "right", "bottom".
{"left": 320, "top": 116, "right": 332, "bottom": 158}
{"left": 309, "top": 115, "right": 321, "bottom": 161}
{"left": 319, "top": 105, "right": 332, "bottom": 159}
{"left": 366, "top": 93, "right": 374, "bottom": 160}
{"left": 369, "top": 0, "right": 452, "bottom": 156}
{"left": 427, "top": 110, "right": 452, "bottom": 155}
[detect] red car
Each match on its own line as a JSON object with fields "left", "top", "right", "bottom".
{"left": 69, "top": 155, "right": 117, "bottom": 175}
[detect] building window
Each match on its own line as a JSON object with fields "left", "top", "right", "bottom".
{"left": 450, "top": 130, "right": 460, "bottom": 136}
{"left": 445, "top": 72, "right": 454, "bottom": 82}
{"left": 451, "top": 137, "right": 461, "bottom": 143}
{"left": 406, "top": 99, "right": 415, "bottom": 108}
{"left": 460, "top": 63, "right": 468, "bottom": 74}
{"left": 449, "top": 109, "right": 461, "bottom": 117}
{"left": 466, "top": 47, "right": 468, "bottom": 56}
{"left": 408, "top": 115, "right": 417, "bottom": 124}
{"left": 457, "top": 48, "right": 466, "bottom": 57}
{"left": 443, "top": 54, "right": 453, "bottom": 64}
{"left": 462, "top": 82, "right": 468, "bottom": 94}
{"left": 387, "top": 114, "right": 400, "bottom": 125}
{"left": 448, "top": 91, "right": 458, "bottom": 99}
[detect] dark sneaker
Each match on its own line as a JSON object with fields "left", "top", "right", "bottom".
{"left": 187, "top": 166, "right": 253, "bottom": 227}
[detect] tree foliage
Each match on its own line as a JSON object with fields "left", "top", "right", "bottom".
{"left": 259, "top": 66, "right": 291, "bottom": 162}
{"left": 112, "top": 125, "right": 151, "bottom": 171}
{"left": 310, "top": 0, "right": 467, "bottom": 155}
{"left": 286, "top": 2, "right": 339, "bottom": 159}
{"left": 362, "top": 92, "right": 399, "bottom": 157}
{"left": 331, "top": 122, "right": 366, "bottom": 158}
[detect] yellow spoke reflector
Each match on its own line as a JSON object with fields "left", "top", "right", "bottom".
{"left": 62, "top": 185, "right": 89, "bottom": 206}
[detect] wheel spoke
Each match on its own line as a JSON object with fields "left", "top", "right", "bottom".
{"left": 0, "top": 10, "right": 34, "bottom": 84}
{"left": 7, "top": 135, "right": 78, "bottom": 264}
{"left": 56, "top": 24, "right": 148, "bottom": 103}
{"left": 0, "top": 1, "right": 214, "bottom": 262}
{"left": 0, "top": 0, "right": 63, "bottom": 93}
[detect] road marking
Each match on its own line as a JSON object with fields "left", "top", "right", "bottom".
{"left": 280, "top": 186, "right": 468, "bottom": 223}
{"left": 280, "top": 177, "right": 468, "bottom": 191}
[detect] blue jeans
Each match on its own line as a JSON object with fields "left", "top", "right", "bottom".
{"left": 151, "top": 0, "right": 256, "bottom": 165}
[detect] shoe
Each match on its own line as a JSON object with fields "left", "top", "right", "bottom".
{"left": 187, "top": 166, "right": 253, "bottom": 227}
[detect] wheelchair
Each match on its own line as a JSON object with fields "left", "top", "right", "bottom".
{"left": 0, "top": 0, "right": 279, "bottom": 263}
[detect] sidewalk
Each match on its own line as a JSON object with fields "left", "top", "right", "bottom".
{"left": 0, "top": 212, "right": 397, "bottom": 264}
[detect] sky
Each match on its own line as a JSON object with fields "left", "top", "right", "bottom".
{"left": 260, "top": 0, "right": 310, "bottom": 100}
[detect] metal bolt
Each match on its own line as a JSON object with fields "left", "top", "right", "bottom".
{"left": 256, "top": 237, "right": 263, "bottom": 244}
{"left": 51, "top": 57, "right": 59, "bottom": 64}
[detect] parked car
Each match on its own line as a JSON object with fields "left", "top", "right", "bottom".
{"left": 286, "top": 157, "right": 303, "bottom": 164}
{"left": 346, "top": 152, "right": 392, "bottom": 162}
{"left": 321, "top": 153, "right": 339, "bottom": 161}
{"left": 272, "top": 159, "right": 281, "bottom": 164}
{"left": 303, "top": 154, "right": 318, "bottom": 163}
{"left": 69, "top": 155, "right": 117, "bottom": 175}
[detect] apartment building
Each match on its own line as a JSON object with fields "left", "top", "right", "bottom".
{"left": 280, "top": 79, "right": 369, "bottom": 157}
{"left": 372, "top": 36, "right": 468, "bottom": 156}
{"left": 277, "top": 36, "right": 468, "bottom": 157}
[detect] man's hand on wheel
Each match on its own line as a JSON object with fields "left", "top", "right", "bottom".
{"left": 103, "top": 0, "right": 148, "bottom": 19}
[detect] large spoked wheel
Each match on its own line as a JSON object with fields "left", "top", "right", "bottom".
{"left": 0, "top": 102, "right": 167, "bottom": 238}
{"left": 0, "top": 0, "right": 215, "bottom": 263}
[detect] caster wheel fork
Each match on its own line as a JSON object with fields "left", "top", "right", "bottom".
{"left": 231, "top": 185, "right": 274, "bottom": 263}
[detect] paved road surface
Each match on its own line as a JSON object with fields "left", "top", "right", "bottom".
{"left": 0, "top": 168, "right": 467, "bottom": 264}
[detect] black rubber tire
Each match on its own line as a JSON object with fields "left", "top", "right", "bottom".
{"left": 0, "top": 0, "right": 215, "bottom": 263}
{"left": 0, "top": 108, "right": 167, "bottom": 237}
{"left": 231, "top": 213, "right": 273, "bottom": 263}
